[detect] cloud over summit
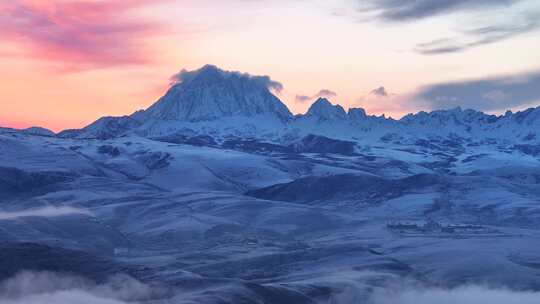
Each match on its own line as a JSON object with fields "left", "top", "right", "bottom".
{"left": 295, "top": 89, "right": 337, "bottom": 103}
{"left": 170, "top": 65, "right": 284, "bottom": 93}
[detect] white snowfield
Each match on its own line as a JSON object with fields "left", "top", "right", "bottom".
{"left": 1, "top": 65, "right": 540, "bottom": 303}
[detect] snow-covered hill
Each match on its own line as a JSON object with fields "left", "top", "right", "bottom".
{"left": 0, "top": 126, "right": 55, "bottom": 137}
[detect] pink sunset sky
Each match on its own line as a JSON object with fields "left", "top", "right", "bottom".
{"left": 1, "top": 0, "right": 540, "bottom": 132}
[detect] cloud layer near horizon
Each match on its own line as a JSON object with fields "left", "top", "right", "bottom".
{"left": 412, "top": 71, "right": 540, "bottom": 112}
{"left": 0, "top": 271, "right": 168, "bottom": 304}
{"left": 3, "top": 271, "right": 540, "bottom": 304}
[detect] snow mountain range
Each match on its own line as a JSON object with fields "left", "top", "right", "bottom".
{"left": 38, "top": 64, "right": 540, "bottom": 146}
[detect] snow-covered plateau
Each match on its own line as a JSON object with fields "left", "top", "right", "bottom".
{"left": 1, "top": 65, "right": 540, "bottom": 303}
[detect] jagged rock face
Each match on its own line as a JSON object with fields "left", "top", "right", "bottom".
{"left": 289, "top": 134, "right": 356, "bottom": 155}
{"left": 305, "top": 98, "right": 347, "bottom": 120}
{"left": 71, "top": 115, "right": 143, "bottom": 139}
{"left": 143, "top": 65, "right": 292, "bottom": 122}
{"left": 348, "top": 108, "right": 367, "bottom": 121}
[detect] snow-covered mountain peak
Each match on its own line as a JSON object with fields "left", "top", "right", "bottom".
{"left": 142, "top": 65, "right": 292, "bottom": 122}
{"left": 305, "top": 98, "right": 347, "bottom": 120}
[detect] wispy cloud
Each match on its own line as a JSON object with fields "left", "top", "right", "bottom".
{"left": 295, "top": 89, "right": 337, "bottom": 103}
{"left": 415, "top": 12, "right": 540, "bottom": 54}
{"left": 358, "top": 0, "right": 520, "bottom": 22}
{"left": 0, "top": 206, "right": 92, "bottom": 220}
{"left": 0, "top": 0, "right": 165, "bottom": 70}
{"left": 370, "top": 86, "right": 389, "bottom": 97}
{"left": 354, "top": 0, "right": 540, "bottom": 55}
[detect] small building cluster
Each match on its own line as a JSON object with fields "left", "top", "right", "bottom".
{"left": 387, "top": 219, "right": 493, "bottom": 234}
